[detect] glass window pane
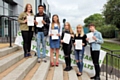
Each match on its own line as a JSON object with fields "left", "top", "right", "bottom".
{"left": 4, "top": 2, "right": 8, "bottom": 9}
{"left": 0, "top": 0, "right": 3, "bottom": 6}
{"left": 4, "top": 9, "right": 9, "bottom": 15}
{"left": 0, "top": 7, "right": 3, "bottom": 15}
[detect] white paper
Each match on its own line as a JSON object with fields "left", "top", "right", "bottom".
{"left": 63, "top": 33, "right": 71, "bottom": 44}
{"left": 27, "top": 16, "right": 34, "bottom": 26}
{"left": 54, "top": 24, "right": 58, "bottom": 27}
{"left": 51, "top": 30, "right": 59, "bottom": 40}
{"left": 36, "top": 17, "right": 43, "bottom": 28}
{"left": 86, "top": 32, "right": 95, "bottom": 43}
{"left": 75, "top": 40, "right": 82, "bottom": 50}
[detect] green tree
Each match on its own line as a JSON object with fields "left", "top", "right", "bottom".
{"left": 103, "top": 0, "right": 120, "bottom": 30}
{"left": 84, "top": 13, "right": 105, "bottom": 27}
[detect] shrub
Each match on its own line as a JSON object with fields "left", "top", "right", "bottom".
{"left": 118, "top": 32, "right": 120, "bottom": 41}
{"left": 97, "top": 25, "right": 116, "bottom": 38}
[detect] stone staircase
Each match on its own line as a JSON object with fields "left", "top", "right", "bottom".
{"left": 0, "top": 45, "right": 107, "bottom": 80}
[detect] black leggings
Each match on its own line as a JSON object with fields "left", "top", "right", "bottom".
{"left": 63, "top": 45, "right": 72, "bottom": 67}
{"left": 21, "top": 31, "right": 33, "bottom": 54}
{"left": 90, "top": 48, "right": 100, "bottom": 77}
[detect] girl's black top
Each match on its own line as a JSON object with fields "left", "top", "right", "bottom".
{"left": 73, "top": 34, "right": 87, "bottom": 47}
{"left": 61, "top": 30, "right": 74, "bottom": 46}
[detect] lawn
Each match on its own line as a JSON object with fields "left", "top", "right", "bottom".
{"left": 102, "top": 41, "right": 120, "bottom": 50}
{"left": 102, "top": 41, "right": 120, "bottom": 69}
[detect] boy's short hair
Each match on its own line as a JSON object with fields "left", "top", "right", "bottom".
{"left": 88, "top": 23, "right": 95, "bottom": 27}
{"left": 38, "top": 5, "right": 44, "bottom": 8}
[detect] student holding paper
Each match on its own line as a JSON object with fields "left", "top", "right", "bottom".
{"left": 35, "top": 5, "right": 50, "bottom": 63}
{"left": 86, "top": 24, "right": 103, "bottom": 80}
{"left": 49, "top": 14, "right": 62, "bottom": 66}
{"left": 61, "top": 22, "right": 74, "bottom": 71}
{"left": 18, "top": 4, "right": 34, "bottom": 58}
{"left": 73, "top": 25, "right": 87, "bottom": 76}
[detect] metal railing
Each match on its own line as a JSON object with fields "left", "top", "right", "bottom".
{"left": 0, "top": 15, "right": 18, "bottom": 47}
{"left": 101, "top": 47, "right": 120, "bottom": 80}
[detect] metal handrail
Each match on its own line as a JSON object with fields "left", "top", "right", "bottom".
{"left": 0, "top": 15, "right": 18, "bottom": 47}
{"left": 101, "top": 47, "right": 120, "bottom": 80}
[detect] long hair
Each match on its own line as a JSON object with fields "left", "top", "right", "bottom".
{"left": 24, "top": 4, "right": 33, "bottom": 13}
{"left": 76, "top": 24, "right": 84, "bottom": 37}
{"left": 64, "top": 22, "right": 74, "bottom": 34}
{"left": 51, "top": 14, "right": 60, "bottom": 29}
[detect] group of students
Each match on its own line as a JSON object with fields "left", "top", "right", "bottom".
{"left": 18, "top": 3, "right": 103, "bottom": 80}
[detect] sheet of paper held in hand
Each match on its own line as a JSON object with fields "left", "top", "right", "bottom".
{"left": 63, "top": 33, "right": 71, "bottom": 44}
{"left": 36, "top": 17, "right": 43, "bottom": 28}
{"left": 75, "top": 40, "right": 82, "bottom": 50}
{"left": 27, "top": 16, "right": 34, "bottom": 26}
{"left": 86, "top": 32, "right": 95, "bottom": 43}
{"left": 52, "top": 30, "right": 59, "bottom": 40}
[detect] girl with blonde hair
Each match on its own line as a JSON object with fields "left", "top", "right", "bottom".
{"left": 61, "top": 22, "right": 74, "bottom": 71}
{"left": 73, "top": 24, "right": 87, "bottom": 76}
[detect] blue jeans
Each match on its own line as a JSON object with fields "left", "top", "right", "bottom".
{"left": 37, "top": 32, "right": 46, "bottom": 58}
{"left": 75, "top": 47, "right": 85, "bottom": 73}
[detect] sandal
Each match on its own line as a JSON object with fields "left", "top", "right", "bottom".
{"left": 56, "top": 62, "right": 59, "bottom": 67}
{"left": 51, "top": 62, "right": 54, "bottom": 67}
{"left": 77, "top": 73, "right": 82, "bottom": 76}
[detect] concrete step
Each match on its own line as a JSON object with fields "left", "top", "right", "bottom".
{"left": 81, "top": 72, "right": 90, "bottom": 80}
{"left": 0, "top": 50, "right": 24, "bottom": 73}
{"left": 2, "top": 57, "right": 37, "bottom": 80}
{"left": 68, "top": 69, "right": 78, "bottom": 80}
{"left": 53, "top": 64, "right": 63, "bottom": 80}
{"left": 0, "top": 45, "right": 19, "bottom": 58}
{"left": 31, "top": 60, "right": 50, "bottom": 80}
{"left": 0, "top": 58, "right": 27, "bottom": 80}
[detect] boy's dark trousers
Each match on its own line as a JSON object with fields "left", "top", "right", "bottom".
{"left": 90, "top": 48, "right": 100, "bottom": 78}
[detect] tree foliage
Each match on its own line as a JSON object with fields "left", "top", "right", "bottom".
{"left": 103, "top": 0, "right": 120, "bottom": 29}
{"left": 84, "top": 13, "right": 105, "bottom": 27}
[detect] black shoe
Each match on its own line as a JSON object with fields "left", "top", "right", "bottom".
{"left": 64, "top": 67, "right": 68, "bottom": 71}
{"left": 76, "top": 73, "right": 82, "bottom": 76}
{"left": 69, "top": 66, "right": 73, "bottom": 71}
{"left": 94, "top": 77, "right": 100, "bottom": 80}
{"left": 34, "top": 53, "right": 37, "bottom": 56}
{"left": 27, "top": 53, "right": 31, "bottom": 57}
{"left": 24, "top": 53, "right": 28, "bottom": 58}
{"left": 90, "top": 76, "right": 96, "bottom": 79}
{"left": 65, "top": 66, "right": 73, "bottom": 71}
{"left": 64, "top": 67, "right": 71, "bottom": 71}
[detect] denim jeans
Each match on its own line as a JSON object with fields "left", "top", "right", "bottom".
{"left": 75, "top": 47, "right": 85, "bottom": 73}
{"left": 37, "top": 32, "right": 46, "bottom": 58}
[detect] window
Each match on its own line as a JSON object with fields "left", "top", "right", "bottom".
{"left": 0, "top": 0, "right": 3, "bottom": 6}
{"left": 43, "top": 3, "right": 46, "bottom": 12}
{"left": 0, "top": 7, "right": 3, "bottom": 15}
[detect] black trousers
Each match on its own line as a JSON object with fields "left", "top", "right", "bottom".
{"left": 63, "top": 44, "right": 72, "bottom": 67}
{"left": 90, "top": 48, "right": 100, "bottom": 77}
{"left": 21, "top": 30, "right": 33, "bottom": 55}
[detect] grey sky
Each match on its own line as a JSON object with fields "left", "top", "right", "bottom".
{"left": 47, "top": 0, "right": 107, "bottom": 27}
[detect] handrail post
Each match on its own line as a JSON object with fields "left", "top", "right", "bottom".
{"left": 106, "top": 53, "right": 108, "bottom": 80}
{"left": 8, "top": 17, "right": 12, "bottom": 47}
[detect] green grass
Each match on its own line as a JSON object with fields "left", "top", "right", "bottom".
{"left": 102, "top": 41, "right": 120, "bottom": 50}
{"left": 102, "top": 41, "right": 120, "bottom": 69}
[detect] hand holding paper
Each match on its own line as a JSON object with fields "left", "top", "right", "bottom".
{"left": 27, "top": 16, "right": 34, "bottom": 26}
{"left": 36, "top": 17, "right": 43, "bottom": 28}
{"left": 51, "top": 30, "right": 59, "bottom": 40}
{"left": 75, "top": 40, "right": 82, "bottom": 50}
{"left": 86, "top": 32, "right": 95, "bottom": 43}
{"left": 63, "top": 33, "right": 71, "bottom": 44}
